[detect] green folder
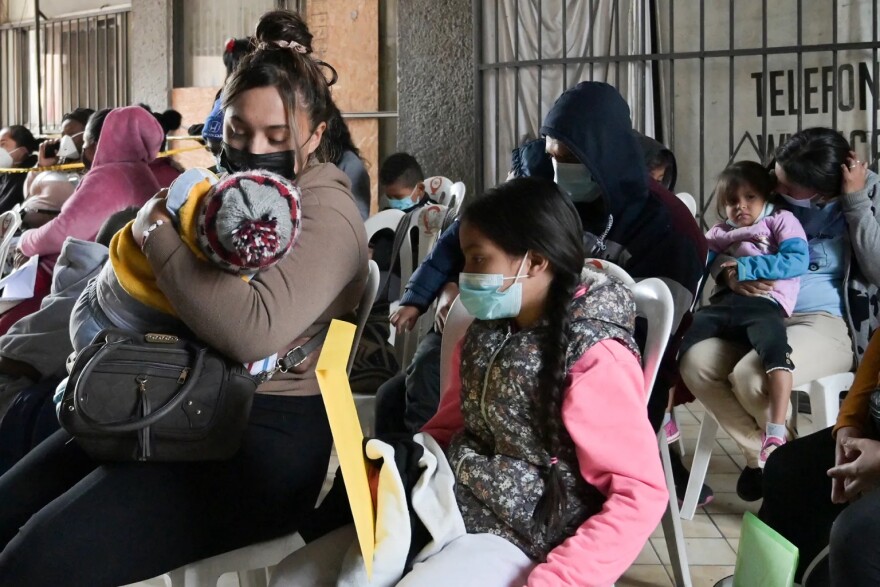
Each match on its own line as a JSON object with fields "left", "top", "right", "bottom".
{"left": 733, "top": 512, "right": 799, "bottom": 587}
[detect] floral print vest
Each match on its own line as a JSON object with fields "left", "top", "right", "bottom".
{"left": 447, "top": 267, "right": 640, "bottom": 560}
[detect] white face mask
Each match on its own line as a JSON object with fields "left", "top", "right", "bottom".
{"left": 779, "top": 192, "right": 819, "bottom": 209}
{"left": 0, "top": 146, "right": 23, "bottom": 169}
{"left": 553, "top": 159, "right": 602, "bottom": 203}
{"left": 57, "top": 132, "right": 84, "bottom": 161}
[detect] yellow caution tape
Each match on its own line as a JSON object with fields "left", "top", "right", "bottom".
{"left": 0, "top": 144, "right": 209, "bottom": 174}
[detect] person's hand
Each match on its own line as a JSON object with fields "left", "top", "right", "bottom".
{"left": 37, "top": 140, "right": 59, "bottom": 168}
{"left": 842, "top": 151, "right": 869, "bottom": 195}
{"left": 131, "top": 189, "right": 171, "bottom": 248}
{"left": 434, "top": 282, "right": 460, "bottom": 334}
{"left": 832, "top": 426, "right": 862, "bottom": 504}
{"left": 828, "top": 436, "right": 880, "bottom": 502}
{"left": 390, "top": 304, "right": 422, "bottom": 334}
{"left": 12, "top": 249, "right": 29, "bottom": 269}
{"left": 724, "top": 264, "right": 775, "bottom": 297}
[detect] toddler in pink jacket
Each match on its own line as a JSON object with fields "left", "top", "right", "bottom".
{"left": 680, "top": 161, "right": 809, "bottom": 468}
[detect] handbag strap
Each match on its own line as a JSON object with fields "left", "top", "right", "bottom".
{"left": 73, "top": 336, "right": 208, "bottom": 433}
{"left": 255, "top": 323, "right": 331, "bottom": 384}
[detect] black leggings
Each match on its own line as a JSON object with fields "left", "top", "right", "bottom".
{"left": 0, "top": 393, "right": 332, "bottom": 587}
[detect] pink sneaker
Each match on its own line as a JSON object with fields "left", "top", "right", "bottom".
{"left": 759, "top": 434, "right": 786, "bottom": 469}
{"left": 664, "top": 417, "right": 681, "bottom": 444}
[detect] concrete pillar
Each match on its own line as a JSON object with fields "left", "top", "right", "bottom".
{"left": 130, "top": 0, "right": 173, "bottom": 110}
{"left": 397, "top": 0, "right": 476, "bottom": 192}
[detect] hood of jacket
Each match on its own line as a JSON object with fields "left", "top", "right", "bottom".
{"left": 91, "top": 106, "right": 164, "bottom": 169}
{"left": 539, "top": 82, "right": 650, "bottom": 245}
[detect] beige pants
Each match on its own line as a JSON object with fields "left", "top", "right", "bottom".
{"left": 681, "top": 312, "right": 853, "bottom": 468}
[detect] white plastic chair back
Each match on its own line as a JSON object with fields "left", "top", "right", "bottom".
{"left": 676, "top": 192, "right": 698, "bottom": 218}
{"left": 0, "top": 208, "right": 22, "bottom": 276}
{"left": 365, "top": 208, "right": 405, "bottom": 242}
{"left": 422, "top": 176, "right": 455, "bottom": 207}
{"left": 439, "top": 296, "right": 474, "bottom": 392}
{"left": 347, "top": 260, "right": 381, "bottom": 375}
{"left": 585, "top": 258, "right": 636, "bottom": 287}
{"left": 448, "top": 181, "right": 467, "bottom": 215}
{"left": 631, "top": 278, "right": 675, "bottom": 399}
{"left": 396, "top": 204, "right": 449, "bottom": 367}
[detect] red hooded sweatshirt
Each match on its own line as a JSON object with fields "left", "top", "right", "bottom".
{"left": 19, "top": 106, "right": 163, "bottom": 267}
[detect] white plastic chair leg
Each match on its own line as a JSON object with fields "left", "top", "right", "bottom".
{"left": 659, "top": 430, "right": 693, "bottom": 587}
{"left": 807, "top": 373, "right": 854, "bottom": 430}
{"left": 680, "top": 413, "right": 718, "bottom": 520}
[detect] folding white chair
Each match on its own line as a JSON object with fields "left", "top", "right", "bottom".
{"left": 439, "top": 296, "right": 473, "bottom": 392}
{"left": 422, "top": 175, "right": 454, "bottom": 207}
{"left": 588, "top": 260, "right": 692, "bottom": 587}
{"left": 351, "top": 261, "right": 382, "bottom": 436}
{"left": 162, "top": 262, "right": 382, "bottom": 587}
{"left": 448, "top": 181, "right": 467, "bottom": 215}
{"left": 676, "top": 192, "right": 698, "bottom": 218}
{"left": 680, "top": 370, "right": 855, "bottom": 521}
{"left": 395, "top": 203, "right": 448, "bottom": 369}
{"left": 0, "top": 207, "right": 22, "bottom": 277}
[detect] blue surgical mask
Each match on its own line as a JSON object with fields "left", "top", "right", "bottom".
{"left": 553, "top": 159, "right": 601, "bottom": 203}
{"left": 388, "top": 198, "right": 416, "bottom": 211}
{"left": 458, "top": 255, "right": 529, "bottom": 320}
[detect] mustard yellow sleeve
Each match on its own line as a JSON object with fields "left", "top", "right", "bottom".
{"left": 835, "top": 330, "right": 880, "bottom": 435}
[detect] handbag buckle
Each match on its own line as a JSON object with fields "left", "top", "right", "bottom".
{"left": 277, "top": 346, "right": 308, "bottom": 373}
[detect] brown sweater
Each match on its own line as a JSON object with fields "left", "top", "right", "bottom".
{"left": 143, "top": 162, "right": 369, "bottom": 396}
{"left": 835, "top": 329, "right": 880, "bottom": 435}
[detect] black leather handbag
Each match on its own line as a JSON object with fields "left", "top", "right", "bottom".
{"left": 58, "top": 328, "right": 326, "bottom": 462}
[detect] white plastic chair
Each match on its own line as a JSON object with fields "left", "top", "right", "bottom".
{"left": 679, "top": 371, "right": 855, "bottom": 520}
{"left": 676, "top": 192, "right": 698, "bottom": 218}
{"left": 351, "top": 261, "right": 382, "bottom": 436}
{"left": 631, "top": 278, "right": 693, "bottom": 587}
{"left": 365, "top": 208, "right": 406, "bottom": 242}
{"left": 587, "top": 260, "right": 692, "bottom": 587}
{"left": 395, "top": 203, "right": 448, "bottom": 369}
{"left": 448, "top": 181, "right": 467, "bottom": 215}
{"left": 161, "top": 262, "right": 382, "bottom": 587}
{"left": 422, "top": 175, "right": 454, "bottom": 207}
{"left": 439, "top": 296, "right": 474, "bottom": 392}
{"left": 0, "top": 208, "right": 22, "bottom": 276}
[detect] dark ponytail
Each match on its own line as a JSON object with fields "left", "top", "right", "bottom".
{"left": 461, "top": 177, "right": 585, "bottom": 536}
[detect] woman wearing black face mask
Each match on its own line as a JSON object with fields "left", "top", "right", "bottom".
{"left": 0, "top": 36, "right": 369, "bottom": 586}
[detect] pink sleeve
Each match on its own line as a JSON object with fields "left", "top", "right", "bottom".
{"left": 769, "top": 209, "right": 808, "bottom": 244}
{"left": 420, "top": 341, "right": 464, "bottom": 448}
{"left": 704, "top": 223, "right": 731, "bottom": 254}
{"left": 19, "top": 168, "right": 113, "bottom": 257}
{"left": 527, "top": 340, "right": 668, "bottom": 587}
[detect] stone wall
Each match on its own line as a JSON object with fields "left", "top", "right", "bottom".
{"left": 397, "top": 0, "right": 476, "bottom": 192}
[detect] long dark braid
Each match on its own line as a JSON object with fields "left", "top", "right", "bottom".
{"left": 531, "top": 267, "right": 579, "bottom": 535}
{"left": 461, "top": 177, "right": 585, "bottom": 537}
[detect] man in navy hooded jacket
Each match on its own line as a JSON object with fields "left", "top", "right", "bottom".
{"left": 383, "top": 81, "right": 709, "bottom": 499}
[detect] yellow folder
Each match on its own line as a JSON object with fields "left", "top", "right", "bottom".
{"left": 315, "top": 319, "right": 375, "bottom": 578}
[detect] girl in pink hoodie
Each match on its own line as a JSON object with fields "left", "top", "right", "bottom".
{"left": 3, "top": 106, "right": 164, "bottom": 337}
{"left": 271, "top": 178, "right": 666, "bottom": 587}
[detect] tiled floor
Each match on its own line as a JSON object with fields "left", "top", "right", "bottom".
{"left": 131, "top": 401, "right": 795, "bottom": 587}
{"left": 617, "top": 400, "right": 787, "bottom": 587}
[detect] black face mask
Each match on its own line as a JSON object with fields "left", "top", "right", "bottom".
{"left": 218, "top": 142, "right": 296, "bottom": 179}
